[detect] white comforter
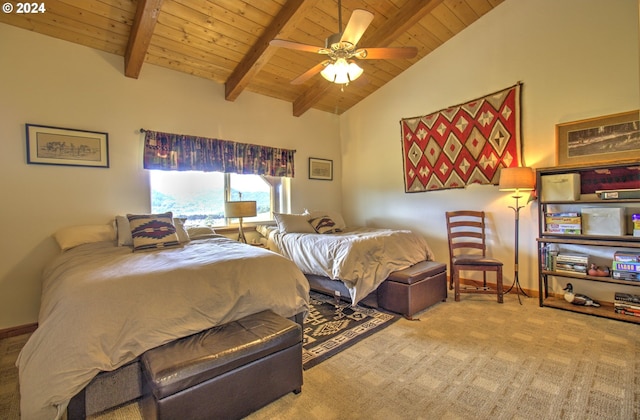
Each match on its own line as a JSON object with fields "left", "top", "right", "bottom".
{"left": 269, "top": 227, "right": 434, "bottom": 304}
{"left": 17, "top": 237, "right": 309, "bottom": 420}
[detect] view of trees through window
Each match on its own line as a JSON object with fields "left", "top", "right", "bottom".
{"left": 150, "top": 170, "right": 272, "bottom": 227}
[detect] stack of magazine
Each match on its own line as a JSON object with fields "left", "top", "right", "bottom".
{"left": 554, "top": 253, "right": 588, "bottom": 275}
{"left": 614, "top": 292, "right": 640, "bottom": 318}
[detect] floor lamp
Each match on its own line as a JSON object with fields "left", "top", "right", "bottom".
{"left": 498, "top": 167, "right": 535, "bottom": 304}
{"left": 224, "top": 201, "right": 257, "bottom": 243}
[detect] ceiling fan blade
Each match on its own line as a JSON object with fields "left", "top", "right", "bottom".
{"left": 340, "top": 9, "right": 374, "bottom": 46}
{"left": 355, "top": 46, "right": 418, "bottom": 60}
{"left": 270, "top": 39, "right": 328, "bottom": 54}
{"left": 291, "top": 60, "right": 330, "bottom": 85}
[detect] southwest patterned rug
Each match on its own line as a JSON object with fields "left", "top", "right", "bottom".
{"left": 302, "top": 291, "right": 399, "bottom": 370}
{"left": 400, "top": 83, "right": 522, "bottom": 192}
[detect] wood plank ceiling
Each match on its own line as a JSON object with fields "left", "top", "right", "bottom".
{"left": 0, "top": 0, "right": 504, "bottom": 116}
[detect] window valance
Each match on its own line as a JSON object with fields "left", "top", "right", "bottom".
{"left": 142, "top": 129, "right": 296, "bottom": 177}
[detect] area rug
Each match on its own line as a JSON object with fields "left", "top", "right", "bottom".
{"left": 302, "top": 291, "right": 399, "bottom": 370}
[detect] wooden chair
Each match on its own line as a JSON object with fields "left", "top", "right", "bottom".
{"left": 445, "top": 211, "right": 503, "bottom": 303}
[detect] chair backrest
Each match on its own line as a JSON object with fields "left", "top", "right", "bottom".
{"left": 445, "top": 211, "right": 488, "bottom": 261}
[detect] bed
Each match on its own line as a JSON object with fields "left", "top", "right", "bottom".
{"left": 261, "top": 211, "right": 436, "bottom": 306}
{"left": 17, "top": 216, "right": 310, "bottom": 420}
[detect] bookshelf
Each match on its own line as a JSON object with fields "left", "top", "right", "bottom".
{"left": 537, "top": 160, "right": 640, "bottom": 324}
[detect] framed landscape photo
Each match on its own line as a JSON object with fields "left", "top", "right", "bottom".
{"left": 26, "top": 124, "right": 109, "bottom": 168}
{"left": 556, "top": 110, "right": 640, "bottom": 166}
{"left": 309, "top": 157, "right": 333, "bottom": 180}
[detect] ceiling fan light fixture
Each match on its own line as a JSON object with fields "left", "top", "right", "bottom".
{"left": 320, "top": 58, "right": 363, "bottom": 84}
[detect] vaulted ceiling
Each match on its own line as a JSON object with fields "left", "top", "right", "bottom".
{"left": 0, "top": 0, "right": 504, "bottom": 116}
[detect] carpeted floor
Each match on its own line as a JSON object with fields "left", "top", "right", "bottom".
{"left": 2, "top": 293, "right": 640, "bottom": 419}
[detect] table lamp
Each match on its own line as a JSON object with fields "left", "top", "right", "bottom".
{"left": 224, "top": 201, "right": 257, "bottom": 243}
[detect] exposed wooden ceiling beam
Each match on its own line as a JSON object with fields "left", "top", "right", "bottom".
{"left": 125, "top": 0, "right": 164, "bottom": 79}
{"left": 293, "top": 81, "right": 332, "bottom": 117}
{"left": 291, "top": 0, "right": 446, "bottom": 117}
{"left": 225, "top": 0, "right": 320, "bottom": 102}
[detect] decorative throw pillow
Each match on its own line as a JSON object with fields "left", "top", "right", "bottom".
{"left": 305, "top": 209, "right": 347, "bottom": 230}
{"left": 309, "top": 216, "right": 342, "bottom": 234}
{"left": 117, "top": 215, "right": 189, "bottom": 245}
{"left": 274, "top": 213, "right": 316, "bottom": 234}
{"left": 127, "top": 212, "right": 180, "bottom": 251}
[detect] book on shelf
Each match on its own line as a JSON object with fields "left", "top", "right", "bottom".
{"left": 611, "top": 261, "right": 640, "bottom": 272}
{"left": 614, "top": 292, "right": 640, "bottom": 304}
{"left": 540, "top": 245, "right": 558, "bottom": 271}
{"left": 614, "top": 302, "right": 640, "bottom": 311}
{"left": 612, "top": 271, "right": 640, "bottom": 281}
{"left": 546, "top": 212, "right": 580, "bottom": 217}
{"left": 556, "top": 253, "right": 589, "bottom": 264}
{"left": 554, "top": 263, "right": 587, "bottom": 275}
{"left": 545, "top": 226, "right": 581, "bottom": 234}
{"left": 555, "top": 262, "right": 587, "bottom": 271}
{"left": 613, "top": 251, "right": 640, "bottom": 262}
{"left": 545, "top": 217, "right": 581, "bottom": 224}
{"left": 596, "top": 188, "right": 640, "bottom": 200}
{"left": 544, "top": 213, "right": 581, "bottom": 234}
{"left": 613, "top": 303, "right": 640, "bottom": 316}
{"left": 614, "top": 306, "right": 640, "bottom": 317}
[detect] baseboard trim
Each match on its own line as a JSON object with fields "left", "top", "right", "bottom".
{"left": 449, "top": 276, "right": 538, "bottom": 298}
{"left": 0, "top": 323, "right": 37, "bottom": 339}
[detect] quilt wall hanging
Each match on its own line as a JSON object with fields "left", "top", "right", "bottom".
{"left": 400, "top": 83, "right": 522, "bottom": 193}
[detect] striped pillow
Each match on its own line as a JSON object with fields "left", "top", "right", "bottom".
{"left": 127, "top": 212, "right": 180, "bottom": 251}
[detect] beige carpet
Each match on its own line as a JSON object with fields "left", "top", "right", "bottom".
{"left": 2, "top": 293, "right": 639, "bottom": 419}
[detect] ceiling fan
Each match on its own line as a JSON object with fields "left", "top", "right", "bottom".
{"left": 270, "top": 1, "right": 418, "bottom": 86}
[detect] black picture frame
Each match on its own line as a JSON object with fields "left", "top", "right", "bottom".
{"left": 26, "top": 123, "right": 109, "bottom": 168}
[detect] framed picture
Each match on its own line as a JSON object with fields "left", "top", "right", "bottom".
{"left": 556, "top": 110, "right": 640, "bottom": 166}
{"left": 26, "top": 124, "right": 109, "bottom": 168}
{"left": 309, "top": 157, "right": 333, "bottom": 180}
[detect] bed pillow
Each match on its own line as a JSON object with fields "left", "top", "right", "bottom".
{"left": 54, "top": 224, "right": 116, "bottom": 251}
{"left": 117, "top": 215, "right": 190, "bottom": 245}
{"left": 305, "top": 209, "right": 347, "bottom": 230}
{"left": 187, "top": 226, "right": 218, "bottom": 239}
{"left": 115, "top": 215, "right": 133, "bottom": 246}
{"left": 127, "top": 212, "right": 180, "bottom": 251}
{"left": 173, "top": 218, "right": 190, "bottom": 243}
{"left": 274, "top": 213, "right": 315, "bottom": 234}
{"left": 309, "top": 216, "right": 342, "bottom": 234}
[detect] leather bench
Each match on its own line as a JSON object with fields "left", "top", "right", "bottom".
{"left": 140, "top": 310, "right": 303, "bottom": 420}
{"left": 377, "top": 260, "right": 447, "bottom": 319}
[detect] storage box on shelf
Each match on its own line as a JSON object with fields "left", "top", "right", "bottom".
{"left": 537, "top": 160, "right": 640, "bottom": 324}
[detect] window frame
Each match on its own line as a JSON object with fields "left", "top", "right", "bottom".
{"left": 150, "top": 170, "right": 289, "bottom": 228}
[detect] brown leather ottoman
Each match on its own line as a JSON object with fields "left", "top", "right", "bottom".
{"left": 141, "top": 310, "right": 302, "bottom": 420}
{"left": 377, "top": 260, "right": 447, "bottom": 319}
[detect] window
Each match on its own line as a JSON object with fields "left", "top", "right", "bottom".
{"left": 150, "top": 171, "right": 288, "bottom": 227}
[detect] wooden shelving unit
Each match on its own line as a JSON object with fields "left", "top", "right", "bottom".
{"left": 536, "top": 161, "right": 640, "bottom": 324}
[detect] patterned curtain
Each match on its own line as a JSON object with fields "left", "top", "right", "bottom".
{"left": 143, "top": 129, "right": 296, "bottom": 177}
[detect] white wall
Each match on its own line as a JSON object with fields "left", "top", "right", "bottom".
{"left": 340, "top": 0, "right": 640, "bottom": 300}
{"left": 0, "top": 24, "right": 341, "bottom": 329}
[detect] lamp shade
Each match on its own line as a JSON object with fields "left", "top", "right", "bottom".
{"left": 224, "top": 201, "right": 257, "bottom": 218}
{"left": 498, "top": 167, "right": 535, "bottom": 191}
{"left": 320, "top": 58, "right": 363, "bottom": 84}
